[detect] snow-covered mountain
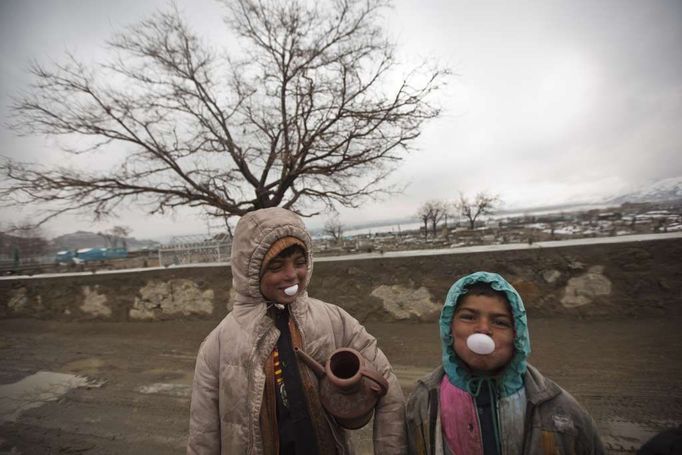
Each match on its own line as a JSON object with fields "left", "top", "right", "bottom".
{"left": 606, "top": 176, "right": 682, "bottom": 205}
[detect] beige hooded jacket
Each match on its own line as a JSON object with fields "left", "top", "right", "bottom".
{"left": 187, "top": 207, "right": 407, "bottom": 455}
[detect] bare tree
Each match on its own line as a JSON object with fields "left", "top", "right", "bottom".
{"left": 429, "top": 201, "right": 448, "bottom": 236}
{"left": 323, "top": 216, "right": 344, "bottom": 244}
{"left": 2, "top": 0, "right": 448, "bottom": 227}
{"left": 1, "top": 221, "right": 50, "bottom": 258}
{"left": 417, "top": 200, "right": 448, "bottom": 239}
{"left": 417, "top": 203, "right": 433, "bottom": 240}
{"left": 98, "top": 225, "right": 131, "bottom": 249}
{"left": 457, "top": 192, "right": 499, "bottom": 230}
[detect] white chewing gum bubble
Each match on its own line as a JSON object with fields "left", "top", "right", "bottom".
{"left": 284, "top": 284, "right": 299, "bottom": 296}
{"left": 466, "top": 333, "right": 495, "bottom": 355}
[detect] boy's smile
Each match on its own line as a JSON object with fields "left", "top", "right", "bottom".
{"left": 260, "top": 248, "right": 307, "bottom": 304}
{"left": 451, "top": 294, "right": 515, "bottom": 375}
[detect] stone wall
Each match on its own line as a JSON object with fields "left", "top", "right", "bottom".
{"left": 1, "top": 267, "right": 232, "bottom": 321}
{"left": 1, "top": 238, "right": 680, "bottom": 322}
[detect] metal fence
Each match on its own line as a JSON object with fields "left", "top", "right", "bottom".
{"left": 157, "top": 233, "right": 231, "bottom": 267}
{"left": 0, "top": 254, "right": 56, "bottom": 275}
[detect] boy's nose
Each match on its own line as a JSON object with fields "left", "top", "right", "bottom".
{"left": 475, "top": 319, "right": 492, "bottom": 335}
{"left": 282, "top": 263, "right": 297, "bottom": 279}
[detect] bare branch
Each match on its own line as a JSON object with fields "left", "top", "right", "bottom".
{"left": 457, "top": 191, "right": 500, "bottom": 230}
{"left": 323, "top": 215, "right": 344, "bottom": 243}
{"left": 417, "top": 199, "right": 449, "bottom": 238}
{"left": 3, "top": 0, "right": 449, "bottom": 225}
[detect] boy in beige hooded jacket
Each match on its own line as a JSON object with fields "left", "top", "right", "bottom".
{"left": 187, "top": 207, "right": 406, "bottom": 454}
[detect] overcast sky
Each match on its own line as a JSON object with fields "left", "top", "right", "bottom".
{"left": 1, "top": 0, "right": 681, "bottom": 240}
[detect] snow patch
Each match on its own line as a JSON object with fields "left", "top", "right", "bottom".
{"left": 0, "top": 371, "right": 105, "bottom": 422}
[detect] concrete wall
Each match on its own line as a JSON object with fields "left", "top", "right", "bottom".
{"left": 1, "top": 238, "right": 681, "bottom": 322}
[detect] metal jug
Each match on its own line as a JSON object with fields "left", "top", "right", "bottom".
{"left": 295, "top": 347, "right": 389, "bottom": 429}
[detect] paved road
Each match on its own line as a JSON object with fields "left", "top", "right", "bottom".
{"left": 1, "top": 317, "right": 680, "bottom": 454}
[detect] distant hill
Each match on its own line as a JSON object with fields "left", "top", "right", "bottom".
{"left": 51, "top": 231, "right": 106, "bottom": 250}
{"left": 51, "top": 231, "right": 159, "bottom": 252}
{"left": 606, "top": 176, "right": 682, "bottom": 205}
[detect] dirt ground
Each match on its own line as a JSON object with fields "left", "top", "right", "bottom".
{"left": 0, "top": 317, "right": 680, "bottom": 454}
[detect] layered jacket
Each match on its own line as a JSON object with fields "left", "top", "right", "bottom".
{"left": 405, "top": 272, "right": 604, "bottom": 455}
{"left": 187, "top": 207, "right": 406, "bottom": 455}
{"left": 406, "top": 365, "right": 604, "bottom": 455}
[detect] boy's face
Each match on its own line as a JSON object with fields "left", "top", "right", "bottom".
{"left": 451, "top": 293, "right": 515, "bottom": 375}
{"left": 260, "top": 248, "right": 307, "bottom": 304}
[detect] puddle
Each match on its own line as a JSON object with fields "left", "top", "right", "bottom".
{"left": 600, "top": 418, "right": 680, "bottom": 452}
{"left": 159, "top": 351, "right": 197, "bottom": 361}
{"left": 135, "top": 383, "right": 192, "bottom": 398}
{"left": 62, "top": 357, "right": 106, "bottom": 374}
{"left": 0, "top": 371, "right": 105, "bottom": 423}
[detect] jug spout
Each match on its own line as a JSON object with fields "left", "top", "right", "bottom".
{"left": 295, "top": 347, "right": 326, "bottom": 379}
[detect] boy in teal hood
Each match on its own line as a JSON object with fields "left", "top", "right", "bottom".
{"left": 406, "top": 271, "right": 604, "bottom": 455}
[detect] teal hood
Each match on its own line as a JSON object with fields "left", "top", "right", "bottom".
{"left": 439, "top": 271, "right": 531, "bottom": 397}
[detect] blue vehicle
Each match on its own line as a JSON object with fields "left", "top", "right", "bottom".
{"left": 55, "top": 250, "right": 76, "bottom": 264}
{"left": 106, "top": 247, "right": 128, "bottom": 259}
{"left": 55, "top": 247, "right": 128, "bottom": 264}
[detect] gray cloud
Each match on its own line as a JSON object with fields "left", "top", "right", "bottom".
{"left": 1, "top": 0, "right": 680, "bottom": 238}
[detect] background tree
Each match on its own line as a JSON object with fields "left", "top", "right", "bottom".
{"left": 442, "top": 202, "right": 454, "bottom": 230}
{"left": 2, "top": 0, "right": 448, "bottom": 226}
{"left": 428, "top": 200, "right": 448, "bottom": 237}
{"left": 417, "top": 203, "right": 433, "bottom": 240}
{"left": 97, "top": 225, "right": 131, "bottom": 249}
{"left": 457, "top": 191, "right": 500, "bottom": 230}
{"left": 417, "top": 200, "right": 448, "bottom": 239}
{"left": 323, "top": 216, "right": 344, "bottom": 244}
{"left": 0, "top": 221, "right": 50, "bottom": 259}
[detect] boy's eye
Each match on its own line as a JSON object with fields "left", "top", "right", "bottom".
{"left": 267, "top": 261, "right": 284, "bottom": 272}
{"left": 458, "top": 313, "right": 476, "bottom": 321}
{"left": 493, "top": 319, "right": 512, "bottom": 328}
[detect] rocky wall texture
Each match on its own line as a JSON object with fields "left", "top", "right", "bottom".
{"left": 0, "top": 267, "right": 231, "bottom": 322}
{"left": 1, "top": 238, "right": 680, "bottom": 322}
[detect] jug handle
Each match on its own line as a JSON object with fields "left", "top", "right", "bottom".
{"left": 361, "top": 368, "right": 389, "bottom": 397}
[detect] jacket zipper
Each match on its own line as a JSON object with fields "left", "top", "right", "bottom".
{"left": 493, "top": 388, "right": 502, "bottom": 454}
{"left": 473, "top": 396, "right": 484, "bottom": 455}
{"left": 521, "top": 402, "right": 534, "bottom": 455}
